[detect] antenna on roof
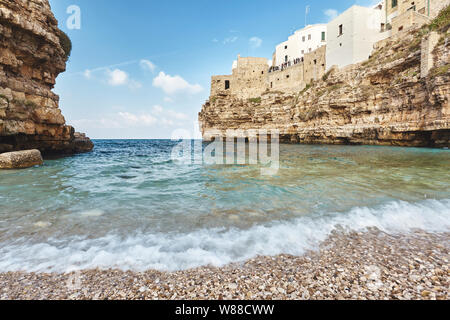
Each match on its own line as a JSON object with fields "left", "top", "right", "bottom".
{"left": 305, "top": 5, "right": 310, "bottom": 27}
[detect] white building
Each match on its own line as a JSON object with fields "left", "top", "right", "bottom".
{"left": 274, "top": 24, "right": 327, "bottom": 67}
{"left": 326, "top": 5, "right": 388, "bottom": 70}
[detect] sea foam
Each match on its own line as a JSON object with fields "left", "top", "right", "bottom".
{"left": 0, "top": 199, "right": 448, "bottom": 273}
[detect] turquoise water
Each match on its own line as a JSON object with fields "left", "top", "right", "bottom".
{"left": 0, "top": 140, "right": 449, "bottom": 272}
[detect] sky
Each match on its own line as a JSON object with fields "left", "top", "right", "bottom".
{"left": 48, "top": 0, "right": 379, "bottom": 139}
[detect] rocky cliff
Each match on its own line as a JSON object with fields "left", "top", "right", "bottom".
{"left": 0, "top": 0, "right": 93, "bottom": 155}
{"left": 199, "top": 11, "right": 450, "bottom": 148}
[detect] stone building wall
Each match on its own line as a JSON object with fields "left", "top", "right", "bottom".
{"left": 386, "top": 0, "right": 428, "bottom": 18}
{"left": 211, "top": 75, "right": 233, "bottom": 96}
{"left": 391, "top": 10, "right": 431, "bottom": 34}
{"left": 303, "top": 45, "right": 326, "bottom": 83}
{"left": 199, "top": 26, "right": 450, "bottom": 148}
{"left": 210, "top": 46, "right": 326, "bottom": 100}
{"left": 430, "top": 0, "right": 450, "bottom": 17}
{"left": 267, "top": 64, "right": 305, "bottom": 93}
{"left": 420, "top": 31, "right": 440, "bottom": 77}
{"left": 231, "top": 56, "right": 268, "bottom": 99}
{"left": 386, "top": 0, "right": 450, "bottom": 23}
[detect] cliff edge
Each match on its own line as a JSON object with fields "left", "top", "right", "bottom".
{"left": 199, "top": 9, "right": 450, "bottom": 148}
{"left": 0, "top": 0, "right": 93, "bottom": 155}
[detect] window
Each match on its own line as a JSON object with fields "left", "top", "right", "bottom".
{"left": 301, "top": 50, "right": 304, "bottom": 54}
{"left": 285, "top": 55, "right": 288, "bottom": 62}
{"left": 302, "top": 36, "right": 305, "bottom": 42}
{"left": 398, "top": 26, "right": 403, "bottom": 32}
{"left": 285, "top": 45, "right": 288, "bottom": 49}
{"left": 314, "top": 59, "right": 317, "bottom": 65}
{"left": 286, "top": 75, "right": 290, "bottom": 78}
{"left": 225, "top": 80, "right": 230, "bottom": 90}
{"left": 381, "top": 23, "right": 385, "bottom": 32}
{"left": 339, "top": 24, "right": 343, "bottom": 36}
{"left": 308, "top": 34, "right": 311, "bottom": 40}
{"left": 392, "top": 0, "right": 398, "bottom": 8}
{"left": 270, "top": 82, "right": 273, "bottom": 88}
{"left": 321, "top": 32, "right": 326, "bottom": 41}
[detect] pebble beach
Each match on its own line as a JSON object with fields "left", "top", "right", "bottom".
{"left": 1, "top": 229, "right": 448, "bottom": 300}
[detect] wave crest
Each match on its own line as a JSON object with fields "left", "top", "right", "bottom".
{"left": 0, "top": 199, "right": 448, "bottom": 272}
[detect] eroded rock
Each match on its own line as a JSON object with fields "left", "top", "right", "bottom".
{"left": 0, "top": 0, "right": 93, "bottom": 155}
{"left": 199, "top": 27, "right": 450, "bottom": 148}
{"left": 0, "top": 149, "right": 43, "bottom": 169}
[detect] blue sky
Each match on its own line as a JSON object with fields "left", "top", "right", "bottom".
{"left": 49, "top": 0, "right": 377, "bottom": 139}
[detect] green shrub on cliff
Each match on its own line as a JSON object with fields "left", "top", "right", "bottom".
{"left": 418, "top": 5, "right": 450, "bottom": 35}
{"left": 0, "top": 94, "right": 9, "bottom": 102}
{"left": 322, "top": 70, "right": 332, "bottom": 82}
{"left": 429, "top": 5, "right": 450, "bottom": 32}
{"left": 11, "top": 98, "right": 38, "bottom": 109}
{"left": 430, "top": 64, "right": 450, "bottom": 77}
{"left": 299, "top": 83, "right": 311, "bottom": 95}
{"left": 248, "top": 97, "right": 261, "bottom": 104}
{"left": 58, "top": 30, "right": 72, "bottom": 60}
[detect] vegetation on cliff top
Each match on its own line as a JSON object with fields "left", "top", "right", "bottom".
{"left": 11, "top": 98, "right": 38, "bottom": 109}
{"left": 430, "top": 64, "right": 450, "bottom": 77}
{"left": 58, "top": 30, "right": 72, "bottom": 60}
{"left": 248, "top": 97, "right": 262, "bottom": 104}
{"left": 0, "top": 94, "right": 9, "bottom": 102}
{"left": 428, "top": 5, "right": 450, "bottom": 32}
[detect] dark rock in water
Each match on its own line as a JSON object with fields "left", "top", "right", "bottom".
{"left": 71, "top": 132, "right": 95, "bottom": 154}
{"left": 0, "top": 149, "right": 43, "bottom": 169}
{"left": 0, "top": 143, "right": 13, "bottom": 153}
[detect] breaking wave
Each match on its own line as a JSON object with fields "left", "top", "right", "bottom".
{"left": 0, "top": 199, "right": 448, "bottom": 273}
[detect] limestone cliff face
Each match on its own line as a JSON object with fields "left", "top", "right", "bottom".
{"left": 199, "top": 27, "right": 449, "bottom": 148}
{"left": 0, "top": 0, "right": 93, "bottom": 155}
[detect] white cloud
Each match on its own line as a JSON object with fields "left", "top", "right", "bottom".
{"left": 164, "top": 97, "right": 174, "bottom": 103}
{"left": 249, "top": 37, "right": 262, "bottom": 48}
{"left": 152, "top": 105, "right": 188, "bottom": 120}
{"left": 161, "top": 118, "right": 175, "bottom": 126}
{"left": 212, "top": 38, "right": 219, "bottom": 43}
{"left": 83, "top": 69, "right": 92, "bottom": 79}
{"left": 223, "top": 36, "right": 238, "bottom": 44}
{"left": 72, "top": 112, "right": 158, "bottom": 130}
{"left": 324, "top": 9, "right": 339, "bottom": 21}
{"left": 105, "top": 68, "right": 142, "bottom": 90}
{"left": 140, "top": 59, "right": 156, "bottom": 73}
{"left": 107, "top": 69, "right": 129, "bottom": 86}
{"left": 71, "top": 106, "right": 190, "bottom": 134}
{"left": 152, "top": 105, "right": 164, "bottom": 115}
{"left": 118, "top": 112, "right": 157, "bottom": 126}
{"left": 167, "top": 110, "right": 188, "bottom": 120}
{"left": 153, "top": 72, "right": 203, "bottom": 95}
{"left": 151, "top": 105, "right": 189, "bottom": 126}
{"left": 71, "top": 118, "right": 122, "bottom": 130}
{"left": 128, "top": 80, "right": 143, "bottom": 90}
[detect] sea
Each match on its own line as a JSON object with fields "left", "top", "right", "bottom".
{"left": 0, "top": 140, "right": 448, "bottom": 272}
